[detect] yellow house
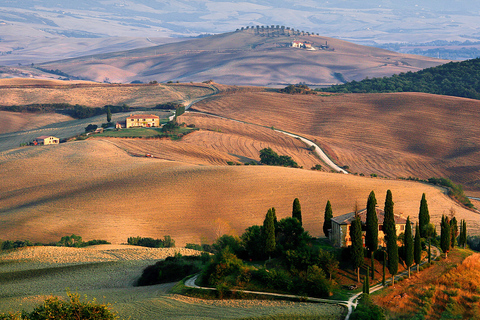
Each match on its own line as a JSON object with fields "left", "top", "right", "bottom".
{"left": 126, "top": 114, "right": 160, "bottom": 128}
{"left": 34, "top": 136, "right": 59, "bottom": 145}
{"left": 329, "top": 207, "right": 411, "bottom": 248}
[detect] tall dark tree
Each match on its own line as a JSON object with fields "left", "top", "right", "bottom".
{"left": 458, "top": 219, "right": 467, "bottom": 249}
{"left": 441, "top": 215, "right": 451, "bottom": 258}
{"left": 323, "top": 200, "right": 333, "bottom": 238}
{"left": 292, "top": 198, "right": 302, "bottom": 226}
{"left": 450, "top": 216, "right": 458, "bottom": 249}
{"left": 106, "top": 106, "right": 112, "bottom": 123}
{"left": 414, "top": 222, "right": 422, "bottom": 273}
{"left": 382, "top": 251, "right": 386, "bottom": 286}
{"left": 351, "top": 212, "right": 364, "bottom": 283}
{"left": 263, "top": 208, "right": 276, "bottom": 260}
{"left": 365, "top": 191, "right": 378, "bottom": 253}
{"left": 418, "top": 193, "right": 430, "bottom": 238}
{"left": 383, "top": 190, "right": 398, "bottom": 285}
{"left": 404, "top": 216, "right": 414, "bottom": 278}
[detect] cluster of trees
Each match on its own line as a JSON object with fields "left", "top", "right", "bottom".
{"left": 320, "top": 58, "right": 480, "bottom": 100}
{"left": 259, "top": 147, "right": 298, "bottom": 168}
{"left": 154, "top": 102, "right": 183, "bottom": 110}
{"left": 0, "top": 235, "right": 109, "bottom": 250}
{"left": 279, "top": 84, "right": 315, "bottom": 94}
{"left": 72, "top": 104, "right": 130, "bottom": 119}
{"left": 197, "top": 198, "right": 337, "bottom": 298}
{"left": 127, "top": 236, "right": 175, "bottom": 248}
{"left": 427, "top": 177, "right": 473, "bottom": 208}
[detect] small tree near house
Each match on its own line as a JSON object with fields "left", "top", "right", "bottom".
{"left": 351, "top": 210, "right": 364, "bottom": 283}
{"left": 323, "top": 200, "right": 333, "bottom": 238}
{"left": 404, "top": 216, "right": 414, "bottom": 277}
{"left": 292, "top": 198, "right": 302, "bottom": 226}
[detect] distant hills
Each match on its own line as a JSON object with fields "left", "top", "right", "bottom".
{"left": 37, "top": 28, "right": 446, "bottom": 86}
{"left": 321, "top": 58, "right": 480, "bottom": 100}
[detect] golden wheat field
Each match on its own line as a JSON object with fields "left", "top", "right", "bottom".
{"left": 191, "top": 91, "right": 480, "bottom": 193}
{"left": 0, "top": 111, "right": 74, "bottom": 135}
{"left": 0, "top": 139, "right": 478, "bottom": 248}
{"left": 0, "top": 80, "right": 214, "bottom": 108}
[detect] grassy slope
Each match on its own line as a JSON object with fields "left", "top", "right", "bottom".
{"left": 39, "top": 29, "right": 446, "bottom": 85}
{"left": 0, "top": 140, "right": 478, "bottom": 248}
{"left": 372, "top": 249, "right": 480, "bottom": 319}
{"left": 191, "top": 91, "right": 480, "bottom": 194}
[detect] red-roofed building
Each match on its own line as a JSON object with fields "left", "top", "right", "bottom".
{"left": 329, "top": 207, "right": 411, "bottom": 248}
{"left": 126, "top": 114, "right": 160, "bottom": 128}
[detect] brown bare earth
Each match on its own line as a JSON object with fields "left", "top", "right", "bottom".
{"left": 0, "top": 111, "right": 74, "bottom": 134}
{"left": 0, "top": 140, "right": 478, "bottom": 248}
{"left": 0, "top": 79, "right": 215, "bottom": 108}
{"left": 104, "top": 113, "right": 321, "bottom": 169}
{"left": 38, "top": 29, "right": 446, "bottom": 85}
{"left": 191, "top": 91, "right": 480, "bottom": 193}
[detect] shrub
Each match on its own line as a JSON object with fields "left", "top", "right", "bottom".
{"left": 185, "top": 243, "right": 203, "bottom": 251}
{"left": 350, "top": 293, "right": 386, "bottom": 320}
{"left": 127, "top": 236, "right": 175, "bottom": 248}
{"left": 0, "top": 292, "right": 118, "bottom": 319}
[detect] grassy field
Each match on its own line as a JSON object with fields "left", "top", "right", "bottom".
{"left": 372, "top": 248, "right": 480, "bottom": 319}
{"left": 0, "top": 80, "right": 215, "bottom": 108}
{"left": 191, "top": 91, "right": 480, "bottom": 194}
{"left": 0, "top": 245, "right": 345, "bottom": 320}
{"left": 0, "top": 139, "right": 477, "bottom": 248}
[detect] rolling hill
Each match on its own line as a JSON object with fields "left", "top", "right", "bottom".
{"left": 189, "top": 91, "right": 480, "bottom": 195}
{"left": 37, "top": 29, "right": 447, "bottom": 85}
{"left": 0, "top": 140, "right": 478, "bottom": 248}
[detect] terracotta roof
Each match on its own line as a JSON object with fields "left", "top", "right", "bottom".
{"left": 331, "top": 207, "right": 409, "bottom": 225}
{"left": 127, "top": 114, "right": 159, "bottom": 119}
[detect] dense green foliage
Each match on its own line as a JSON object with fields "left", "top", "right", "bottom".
{"left": 264, "top": 208, "right": 276, "bottom": 259}
{"left": 323, "top": 200, "right": 333, "bottom": 238}
{"left": 418, "top": 193, "right": 430, "bottom": 238}
{"left": 127, "top": 236, "right": 175, "bottom": 248}
{"left": 428, "top": 178, "right": 473, "bottom": 208}
{"left": 404, "top": 216, "right": 414, "bottom": 276}
{"left": 383, "top": 190, "right": 398, "bottom": 279}
{"left": 450, "top": 217, "right": 458, "bottom": 248}
{"left": 292, "top": 198, "right": 302, "bottom": 226}
{"left": 0, "top": 292, "right": 117, "bottom": 319}
{"left": 320, "top": 58, "right": 480, "bottom": 100}
{"left": 154, "top": 102, "right": 183, "bottom": 109}
{"left": 106, "top": 106, "right": 112, "bottom": 123}
{"left": 0, "top": 235, "right": 109, "bottom": 250}
{"left": 350, "top": 294, "right": 386, "bottom": 320}
{"left": 259, "top": 148, "right": 298, "bottom": 168}
{"left": 458, "top": 220, "right": 467, "bottom": 249}
{"left": 350, "top": 213, "right": 364, "bottom": 282}
{"left": 414, "top": 223, "right": 422, "bottom": 267}
{"left": 279, "top": 84, "right": 315, "bottom": 94}
{"left": 137, "top": 254, "right": 206, "bottom": 286}
{"left": 365, "top": 191, "right": 378, "bottom": 253}
{"left": 440, "top": 215, "right": 451, "bottom": 255}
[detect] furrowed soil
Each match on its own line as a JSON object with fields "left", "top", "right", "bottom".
{"left": 0, "top": 245, "right": 345, "bottom": 319}
{"left": 0, "top": 111, "right": 74, "bottom": 135}
{"left": 0, "top": 80, "right": 214, "bottom": 108}
{"left": 0, "top": 140, "right": 478, "bottom": 248}
{"left": 191, "top": 91, "right": 480, "bottom": 193}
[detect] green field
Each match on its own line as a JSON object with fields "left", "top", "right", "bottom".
{"left": 96, "top": 127, "right": 163, "bottom": 138}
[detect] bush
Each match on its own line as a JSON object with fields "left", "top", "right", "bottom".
{"left": 0, "top": 292, "right": 117, "bottom": 319}
{"left": 185, "top": 243, "right": 203, "bottom": 251}
{"left": 259, "top": 148, "right": 298, "bottom": 168}
{"left": 349, "top": 294, "right": 386, "bottom": 320}
{"left": 127, "top": 236, "right": 175, "bottom": 248}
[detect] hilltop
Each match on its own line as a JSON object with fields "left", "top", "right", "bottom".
{"left": 37, "top": 28, "right": 447, "bottom": 85}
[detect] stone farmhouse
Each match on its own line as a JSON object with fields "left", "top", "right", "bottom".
{"left": 291, "top": 41, "right": 313, "bottom": 49}
{"left": 329, "top": 207, "right": 411, "bottom": 248}
{"left": 34, "top": 136, "right": 59, "bottom": 145}
{"left": 125, "top": 114, "right": 160, "bottom": 128}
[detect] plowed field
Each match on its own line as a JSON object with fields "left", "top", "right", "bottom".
{"left": 0, "top": 140, "right": 477, "bottom": 248}
{"left": 191, "top": 91, "right": 480, "bottom": 192}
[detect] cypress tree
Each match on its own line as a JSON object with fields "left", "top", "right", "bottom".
{"left": 365, "top": 191, "right": 378, "bottom": 254}
{"left": 414, "top": 222, "right": 421, "bottom": 272}
{"left": 383, "top": 190, "right": 398, "bottom": 285}
{"left": 106, "top": 106, "right": 112, "bottom": 123}
{"left": 323, "top": 200, "right": 333, "bottom": 238}
{"left": 419, "top": 193, "right": 430, "bottom": 238}
{"left": 351, "top": 212, "right": 364, "bottom": 283}
{"left": 382, "top": 251, "right": 386, "bottom": 286}
{"left": 450, "top": 216, "right": 458, "bottom": 249}
{"left": 441, "top": 215, "right": 451, "bottom": 258}
{"left": 264, "top": 208, "right": 276, "bottom": 260}
{"left": 404, "top": 216, "right": 414, "bottom": 278}
{"left": 459, "top": 219, "right": 467, "bottom": 249}
{"left": 365, "top": 267, "right": 370, "bottom": 294}
{"left": 292, "top": 198, "right": 302, "bottom": 226}
{"left": 371, "top": 251, "right": 375, "bottom": 280}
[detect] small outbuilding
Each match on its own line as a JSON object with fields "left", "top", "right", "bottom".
{"left": 34, "top": 136, "right": 59, "bottom": 145}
